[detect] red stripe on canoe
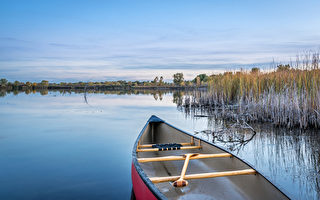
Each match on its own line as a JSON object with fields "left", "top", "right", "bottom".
{"left": 131, "top": 162, "right": 158, "bottom": 200}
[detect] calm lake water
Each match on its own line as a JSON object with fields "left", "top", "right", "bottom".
{"left": 0, "top": 90, "right": 319, "bottom": 200}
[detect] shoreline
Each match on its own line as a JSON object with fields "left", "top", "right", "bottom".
{"left": 0, "top": 84, "right": 208, "bottom": 91}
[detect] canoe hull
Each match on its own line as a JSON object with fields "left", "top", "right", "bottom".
{"left": 131, "top": 162, "right": 158, "bottom": 200}
{"left": 131, "top": 115, "right": 289, "bottom": 200}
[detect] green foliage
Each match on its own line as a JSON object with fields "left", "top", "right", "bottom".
{"left": 0, "top": 90, "right": 6, "bottom": 97}
{"left": 186, "top": 81, "right": 193, "bottom": 86}
{"left": 276, "top": 64, "right": 290, "bottom": 72}
{"left": 153, "top": 76, "right": 159, "bottom": 85}
{"left": 159, "top": 76, "right": 164, "bottom": 85}
{"left": 41, "top": 80, "right": 49, "bottom": 86}
{"left": 26, "top": 81, "right": 32, "bottom": 87}
{"left": 0, "top": 78, "right": 8, "bottom": 85}
{"left": 0, "top": 73, "right": 176, "bottom": 92}
{"left": 251, "top": 67, "right": 260, "bottom": 73}
{"left": 193, "top": 74, "right": 208, "bottom": 83}
{"left": 173, "top": 73, "right": 184, "bottom": 85}
{"left": 196, "top": 76, "right": 201, "bottom": 86}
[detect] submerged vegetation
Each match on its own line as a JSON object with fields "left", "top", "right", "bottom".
{"left": 183, "top": 52, "right": 320, "bottom": 129}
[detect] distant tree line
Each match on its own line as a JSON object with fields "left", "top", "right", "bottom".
{"left": 1, "top": 63, "right": 304, "bottom": 92}
{"left": 0, "top": 73, "right": 209, "bottom": 92}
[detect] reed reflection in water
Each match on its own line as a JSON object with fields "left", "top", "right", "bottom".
{"left": 180, "top": 105, "right": 320, "bottom": 200}
{"left": 250, "top": 126, "right": 320, "bottom": 200}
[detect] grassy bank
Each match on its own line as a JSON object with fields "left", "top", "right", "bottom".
{"left": 184, "top": 53, "right": 320, "bottom": 129}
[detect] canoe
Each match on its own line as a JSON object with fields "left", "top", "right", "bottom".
{"left": 131, "top": 115, "right": 289, "bottom": 200}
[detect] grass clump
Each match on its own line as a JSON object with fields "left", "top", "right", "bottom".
{"left": 192, "top": 52, "right": 320, "bottom": 129}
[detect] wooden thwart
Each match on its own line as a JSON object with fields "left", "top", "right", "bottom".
{"left": 173, "top": 153, "right": 198, "bottom": 187}
{"left": 138, "top": 153, "right": 232, "bottom": 163}
{"left": 137, "top": 146, "right": 202, "bottom": 152}
{"left": 150, "top": 169, "right": 256, "bottom": 183}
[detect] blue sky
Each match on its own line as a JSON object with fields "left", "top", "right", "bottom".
{"left": 0, "top": 0, "right": 320, "bottom": 82}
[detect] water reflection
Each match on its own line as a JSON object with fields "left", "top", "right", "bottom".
{"left": 0, "top": 89, "right": 190, "bottom": 108}
{"left": 179, "top": 107, "right": 320, "bottom": 200}
{"left": 0, "top": 90, "right": 181, "bottom": 200}
{"left": 0, "top": 89, "right": 319, "bottom": 199}
{"left": 194, "top": 120, "right": 257, "bottom": 152}
{"left": 251, "top": 126, "right": 320, "bottom": 200}
{"left": 0, "top": 88, "right": 180, "bottom": 98}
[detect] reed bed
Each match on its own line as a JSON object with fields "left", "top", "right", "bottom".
{"left": 183, "top": 52, "right": 320, "bottom": 129}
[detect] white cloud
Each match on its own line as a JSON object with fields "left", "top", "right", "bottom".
{"left": 0, "top": 30, "right": 319, "bottom": 82}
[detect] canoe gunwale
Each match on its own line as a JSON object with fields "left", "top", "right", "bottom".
{"left": 132, "top": 116, "right": 168, "bottom": 200}
{"left": 132, "top": 115, "right": 290, "bottom": 200}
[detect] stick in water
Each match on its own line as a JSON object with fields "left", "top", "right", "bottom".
{"left": 173, "top": 153, "right": 199, "bottom": 187}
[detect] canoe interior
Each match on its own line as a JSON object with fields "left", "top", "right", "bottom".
{"left": 134, "top": 121, "right": 288, "bottom": 200}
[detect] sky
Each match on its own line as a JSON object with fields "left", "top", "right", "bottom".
{"left": 0, "top": 0, "right": 320, "bottom": 82}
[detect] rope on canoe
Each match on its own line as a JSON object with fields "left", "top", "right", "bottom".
{"left": 152, "top": 143, "right": 183, "bottom": 151}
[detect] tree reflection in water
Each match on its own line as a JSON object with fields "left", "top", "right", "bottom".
{"left": 1, "top": 89, "right": 319, "bottom": 199}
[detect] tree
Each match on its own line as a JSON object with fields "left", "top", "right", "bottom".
{"left": 26, "top": 81, "right": 32, "bottom": 87}
{"left": 251, "top": 67, "right": 260, "bottom": 74}
{"left": 193, "top": 74, "right": 208, "bottom": 84}
{"left": 196, "top": 76, "right": 201, "bottom": 86}
{"left": 224, "top": 72, "right": 233, "bottom": 76}
{"left": 186, "top": 81, "right": 193, "bottom": 87}
{"left": 41, "top": 80, "right": 49, "bottom": 86}
{"left": 159, "top": 76, "right": 164, "bottom": 86}
{"left": 88, "top": 82, "right": 94, "bottom": 86}
{"left": 153, "top": 76, "right": 159, "bottom": 85}
{"left": 276, "top": 64, "right": 290, "bottom": 72}
{"left": 0, "top": 78, "right": 8, "bottom": 85}
{"left": 173, "top": 73, "right": 184, "bottom": 85}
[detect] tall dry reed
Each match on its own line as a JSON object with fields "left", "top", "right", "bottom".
{"left": 186, "top": 52, "right": 320, "bottom": 129}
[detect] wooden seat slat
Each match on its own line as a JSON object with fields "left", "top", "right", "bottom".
{"left": 150, "top": 169, "right": 256, "bottom": 183}
{"left": 138, "top": 153, "right": 232, "bottom": 163}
